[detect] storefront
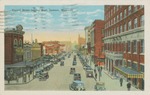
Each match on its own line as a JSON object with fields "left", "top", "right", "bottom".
{"left": 114, "top": 66, "right": 144, "bottom": 90}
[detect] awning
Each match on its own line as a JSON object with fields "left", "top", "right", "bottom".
{"left": 114, "top": 66, "right": 144, "bottom": 78}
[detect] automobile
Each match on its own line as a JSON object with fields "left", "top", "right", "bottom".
{"left": 69, "top": 80, "right": 85, "bottom": 91}
{"left": 94, "top": 82, "right": 106, "bottom": 91}
{"left": 34, "top": 68, "right": 44, "bottom": 78}
{"left": 83, "top": 65, "right": 91, "bottom": 69}
{"left": 39, "top": 72, "right": 49, "bottom": 81}
{"left": 86, "top": 69, "right": 94, "bottom": 78}
{"left": 60, "top": 61, "right": 64, "bottom": 66}
{"left": 74, "top": 73, "right": 81, "bottom": 81}
{"left": 72, "top": 61, "right": 77, "bottom": 66}
{"left": 70, "top": 68, "right": 76, "bottom": 74}
{"left": 43, "top": 63, "right": 54, "bottom": 71}
{"left": 85, "top": 66, "right": 93, "bottom": 71}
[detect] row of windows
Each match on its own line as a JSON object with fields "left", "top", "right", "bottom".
{"left": 105, "top": 39, "right": 144, "bottom": 53}
{"left": 104, "top": 15, "right": 144, "bottom": 37}
{"left": 105, "top": 5, "right": 144, "bottom": 21}
{"left": 14, "top": 39, "right": 22, "bottom": 47}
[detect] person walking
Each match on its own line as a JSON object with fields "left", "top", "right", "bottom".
{"left": 127, "top": 82, "right": 131, "bottom": 91}
{"left": 120, "top": 77, "right": 123, "bottom": 86}
{"left": 95, "top": 73, "right": 97, "bottom": 81}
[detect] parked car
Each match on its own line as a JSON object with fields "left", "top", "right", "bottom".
{"left": 70, "top": 68, "right": 76, "bottom": 74}
{"left": 94, "top": 82, "right": 106, "bottom": 91}
{"left": 34, "top": 68, "right": 44, "bottom": 78}
{"left": 74, "top": 73, "right": 81, "bottom": 81}
{"left": 39, "top": 72, "right": 49, "bottom": 81}
{"left": 72, "top": 61, "right": 77, "bottom": 66}
{"left": 86, "top": 69, "right": 93, "bottom": 78}
{"left": 69, "top": 80, "right": 85, "bottom": 91}
{"left": 60, "top": 61, "right": 64, "bottom": 66}
{"left": 83, "top": 65, "right": 91, "bottom": 69}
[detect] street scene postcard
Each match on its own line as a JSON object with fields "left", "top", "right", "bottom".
{"left": 0, "top": 0, "right": 148, "bottom": 94}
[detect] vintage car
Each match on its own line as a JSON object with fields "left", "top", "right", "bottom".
{"left": 43, "top": 63, "right": 54, "bottom": 71}
{"left": 34, "top": 68, "right": 44, "bottom": 78}
{"left": 94, "top": 82, "right": 106, "bottom": 91}
{"left": 86, "top": 69, "right": 93, "bottom": 78}
{"left": 70, "top": 68, "right": 76, "bottom": 74}
{"left": 72, "top": 61, "right": 77, "bottom": 66}
{"left": 74, "top": 73, "right": 81, "bottom": 81}
{"left": 60, "top": 61, "right": 64, "bottom": 66}
{"left": 69, "top": 80, "right": 85, "bottom": 91}
{"left": 39, "top": 72, "right": 49, "bottom": 81}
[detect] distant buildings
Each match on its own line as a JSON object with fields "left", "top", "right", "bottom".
{"left": 103, "top": 5, "right": 144, "bottom": 90}
{"left": 31, "top": 39, "right": 42, "bottom": 61}
{"left": 23, "top": 42, "right": 32, "bottom": 62}
{"left": 5, "top": 25, "right": 25, "bottom": 64}
{"left": 78, "top": 34, "right": 85, "bottom": 50}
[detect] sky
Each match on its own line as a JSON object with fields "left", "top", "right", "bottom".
{"left": 5, "top": 5, "right": 104, "bottom": 42}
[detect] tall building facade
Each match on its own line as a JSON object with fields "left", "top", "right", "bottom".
{"left": 90, "top": 20, "right": 105, "bottom": 67}
{"left": 5, "top": 25, "right": 25, "bottom": 64}
{"left": 103, "top": 5, "right": 144, "bottom": 90}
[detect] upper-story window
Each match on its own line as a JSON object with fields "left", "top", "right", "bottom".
{"left": 128, "top": 41, "right": 131, "bottom": 52}
{"left": 114, "top": 6, "right": 115, "bottom": 14}
{"left": 140, "top": 5, "right": 144, "bottom": 9}
{"left": 111, "top": 9, "right": 113, "bottom": 16}
{"left": 14, "top": 39, "right": 18, "bottom": 47}
{"left": 120, "top": 12, "right": 122, "bottom": 20}
{"left": 128, "top": 21, "right": 132, "bottom": 30}
{"left": 114, "top": 17, "right": 115, "bottom": 24}
{"left": 134, "top": 18, "right": 138, "bottom": 28}
{"left": 117, "top": 15, "right": 119, "bottom": 22}
{"left": 140, "top": 39, "right": 144, "bottom": 53}
{"left": 124, "top": 41, "right": 126, "bottom": 52}
{"left": 134, "top": 5, "right": 138, "bottom": 12}
{"left": 117, "top": 26, "right": 119, "bottom": 34}
{"left": 124, "top": 23, "right": 126, "bottom": 32}
{"left": 19, "top": 39, "right": 22, "bottom": 47}
{"left": 133, "top": 40, "right": 137, "bottom": 53}
{"left": 124, "top": 9, "right": 127, "bottom": 18}
{"left": 120, "top": 25, "right": 122, "bottom": 32}
{"left": 128, "top": 6, "right": 132, "bottom": 15}
{"left": 140, "top": 15, "right": 144, "bottom": 26}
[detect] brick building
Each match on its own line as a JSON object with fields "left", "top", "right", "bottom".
{"left": 103, "top": 5, "right": 144, "bottom": 90}
{"left": 78, "top": 34, "right": 86, "bottom": 50}
{"left": 5, "top": 25, "right": 25, "bottom": 64}
{"left": 90, "top": 20, "right": 105, "bottom": 67}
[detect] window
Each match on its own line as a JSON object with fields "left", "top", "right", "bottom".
{"left": 113, "top": 28, "right": 115, "bottom": 35}
{"left": 127, "top": 61, "right": 131, "bottom": 67}
{"left": 134, "top": 5, "right": 138, "bottom": 12}
{"left": 124, "top": 23, "right": 126, "bottom": 32}
{"left": 124, "top": 42, "right": 126, "bottom": 52}
{"left": 128, "top": 6, "right": 132, "bottom": 15}
{"left": 114, "top": 7, "right": 115, "bottom": 13}
{"left": 19, "top": 39, "right": 22, "bottom": 47}
{"left": 140, "top": 64, "right": 144, "bottom": 72}
{"left": 134, "top": 18, "right": 138, "bottom": 28}
{"left": 111, "top": 9, "right": 113, "bottom": 16}
{"left": 133, "top": 40, "right": 137, "bottom": 53}
{"left": 124, "top": 9, "right": 127, "bottom": 18}
{"left": 120, "top": 25, "right": 122, "bottom": 32}
{"left": 140, "top": 39, "right": 144, "bottom": 53}
{"left": 140, "top": 5, "right": 144, "bottom": 8}
{"left": 14, "top": 39, "right": 18, "bottom": 47}
{"left": 120, "top": 12, "right": 122, "bottom": 20}
{"left": 132, "top": 63, "right": 138, "bottom": 71}
{"left": 140, "top": 15, "right": 144, "bottom": 26}
{"left": 128, "top": 41, "right": 131, "bottom": 52}
{"left": 128, "top": 21, "right": 132, "bottom": 30}
{"left": 117, "top": 15, "right": 119, "bottom": 22}
{"left": 117, "top": 26, "right": 119, "bottom": 34}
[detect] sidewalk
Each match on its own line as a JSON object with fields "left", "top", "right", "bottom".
{"left": 96, "top": 69, "right": 141, "bottom": 91}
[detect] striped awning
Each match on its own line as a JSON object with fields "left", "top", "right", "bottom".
{"left": 114, "top": 66, "right": 144, "bottom": 78}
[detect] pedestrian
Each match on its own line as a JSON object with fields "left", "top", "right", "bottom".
{"left": 120, "top": 77, "right": 123, "bottom": 86}
{"left": 94, "top": 69, "right": 96, "bottom": 74}
{"left": 95, "top": 73, "right": 97, "bottom": 81}
{"left": 100, "top": 66, "right": 103, "bottom": 71}
{"left": 127, "top": 82, "right": 131, "bottom": 91}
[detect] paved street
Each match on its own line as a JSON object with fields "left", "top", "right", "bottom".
{"left": 5, "top": 53, "right": 141, "bottom": 91}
